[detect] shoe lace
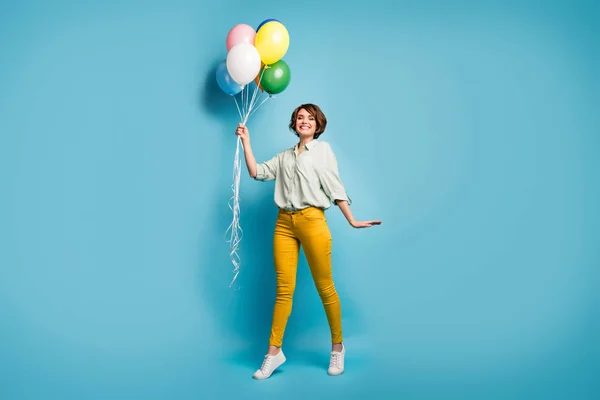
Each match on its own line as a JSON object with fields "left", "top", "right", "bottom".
{"left": 330, "top": 352, "right": 342, "bottom": 369}
{"left": 260, "top": 355, "right": 272, "bottom": 371}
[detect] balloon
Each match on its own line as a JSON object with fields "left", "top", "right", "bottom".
{"left": 226, "top": 43, "right": 261, "bottom": 86}
{"left": 254, "top": 63, "right": 265, "bottom": 91}
{"left": 216, "top": 61, "right": 243, "bottom": 96}
{"left": 259, "top": 59, "right": 291, "bottom": 95}
{"left": 226, "top": 24, "right": 256, "bottom": 51}
{"left": 256, "top": 18, "right": 279, "bottom": 32}
{"left": 255, "top": 21, "right": 289, "bottom": 65}
{"left": 254, "top": 74, "right": 263, "bottom": 91}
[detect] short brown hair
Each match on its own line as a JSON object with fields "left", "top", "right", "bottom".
{"left": 289, "top": 104, "right": 327, "bottom": 139}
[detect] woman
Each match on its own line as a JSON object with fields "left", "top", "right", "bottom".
{"left": 235, "top": 104, "right": 381, "bottom": 379}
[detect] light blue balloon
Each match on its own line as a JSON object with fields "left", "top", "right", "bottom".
{"left": 216, "top": 61, "right": 243, "bottom": 96}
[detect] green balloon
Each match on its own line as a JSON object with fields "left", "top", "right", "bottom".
{"left": 260, "top": 60, "right": 291, "bottom": 95}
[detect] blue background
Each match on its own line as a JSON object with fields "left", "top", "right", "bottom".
{"left": 1, "top": 0, "right": 599, "bottom": 399}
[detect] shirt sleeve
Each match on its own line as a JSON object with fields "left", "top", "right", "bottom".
{"left": 319, "top": 142, "right": 352, "bottom": 205}
{"left": 254, "top": 153, "right": 280, "bottom": 181}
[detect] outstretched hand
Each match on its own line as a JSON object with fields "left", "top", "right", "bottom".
{"left": 350, "top": 220, "right": 382, "bottom": 229}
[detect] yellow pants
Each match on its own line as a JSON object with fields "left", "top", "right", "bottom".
{"left": 269, "top": 207, "right": 343, "bottom": 347}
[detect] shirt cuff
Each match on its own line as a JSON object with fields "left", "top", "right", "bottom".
{"left": 254, "top": 164, "right": 268, "bottom": 181}
{"left": 331, "top": 192, "right": 352, "bottom": 206}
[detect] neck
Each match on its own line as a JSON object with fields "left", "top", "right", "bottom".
{"left": 298, "top": 136, "right": 315, "bottom": 148}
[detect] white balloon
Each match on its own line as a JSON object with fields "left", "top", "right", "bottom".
{"left": 226, "top": 43, "right": 261, "bottom": 86}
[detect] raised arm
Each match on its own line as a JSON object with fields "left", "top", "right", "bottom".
{"left": 235, "top": 123, "right": 257, "bottom": 178}
{"left": 235, "top": 123, "right": 279, "bottom": 181}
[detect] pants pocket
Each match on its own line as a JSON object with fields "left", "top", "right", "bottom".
{"left": 303, "top": 208, "right": 325, "bottom": 222}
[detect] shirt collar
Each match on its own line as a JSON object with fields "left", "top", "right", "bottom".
{"left": 293, "top": 139, "right": 319, "bottom": 152}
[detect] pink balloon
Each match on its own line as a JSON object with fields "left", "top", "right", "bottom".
{"left": 226, "top": 24, "right": 256, "bottom": 51}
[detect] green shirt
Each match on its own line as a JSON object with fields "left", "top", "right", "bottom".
{"left": 254, "top": 139, "right": 352, "bottom": 210}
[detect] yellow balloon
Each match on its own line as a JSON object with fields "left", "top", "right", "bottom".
{"left": 255, "top": 21, "right": 290, "bottom": 65}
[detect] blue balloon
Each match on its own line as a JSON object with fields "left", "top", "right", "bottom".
{"left": 256, "top": 18, "right": 279, "bottom": 32}
{"left": 216, "top": 61, "right": 243, "bottom": 96}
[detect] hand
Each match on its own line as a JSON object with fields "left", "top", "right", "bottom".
{"left": 350, "top": 220, "right": 382, "bottom": 228}
{"left": 235, "top": 123, "right": 249, "bottom": 141}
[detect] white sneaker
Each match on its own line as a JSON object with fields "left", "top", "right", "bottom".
{"left": 328, "top": 344, "right": 345, "bottom": 376}
{"left": 252, "top": 350, "right": 286, "bottom": 380}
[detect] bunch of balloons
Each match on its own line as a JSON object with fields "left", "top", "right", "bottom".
{"left": 219, "top": 19, "right": 291, "bottom": 288}
{"left": 216, "top": 19, "right": 292, "bottom": 117}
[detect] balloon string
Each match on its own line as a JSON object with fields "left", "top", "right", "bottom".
{"left": 242, "top": 85, "right": 246, "bottom": 119}
{"left": 242, "top": 100, "right": 250, "bottom": 125}
{"left": 248, "top": 83, "right": 260, "bottom": 116}
{"left": 225, "top": 69, "right": 271, "bottom": 288}
{"left": 248, "top": 93, "right": 270, "bottom": 119}
{"left": 233, "top": 96, "right": 243, "bottom": 121}
{"left": 244, "top": 84, "right": 249, "bottom": 119}
{"left": 238, "top": 89, "right": 242, "bottom": 119}
{"left": 225, "top": 136, "right": 244, "bottom": 288}
{"left": 241, "top": 86, "right": 246, "bottom": 121}
{"left": 248, "top": 67, "right": 267, "bottom": 113}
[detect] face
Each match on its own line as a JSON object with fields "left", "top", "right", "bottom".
{"left": 295, "top": 108, "right": 317, "bottom": 138}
